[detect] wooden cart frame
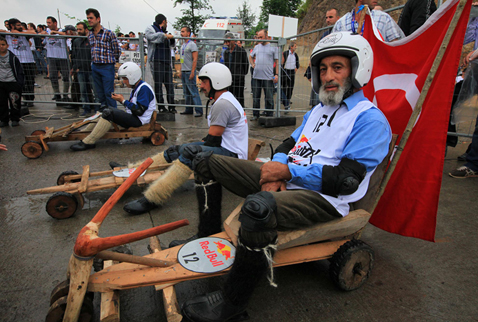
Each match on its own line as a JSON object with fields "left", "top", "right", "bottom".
{"left": 45, "top": 133, "right": 395, "bottom": 322}
{"left": 28, "top": 139, "right": 266, "bottom": 219}
{"left": 21, "top": 111, "right": 168, "bottom": 159}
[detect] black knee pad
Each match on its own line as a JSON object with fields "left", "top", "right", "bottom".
{"left": 164, "top": 145, "right": 180, "bottom": 163}
{"left": 239, "top": 191, "right": 277, "bottom": 232}
{"left": 191, "top": 150, "right": 213, "bottom": 172}
{"left": 101, "top": 107, "right": 114, "bottom": 120}
{"left": 182, "top": 144, "right": 203, "bottom": 161}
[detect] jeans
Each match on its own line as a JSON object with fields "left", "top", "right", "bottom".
{"left": 181, "top": 70, "right": 203, "bottom": 115}
{"left": 252, "top": 79, "right": 274, "bottom": 117}
{"left": 77, "top": 71, "right": 94, "bottom": 112}
{"left": 33, "top": 50, "right": 47, "bottom": 74}
{"left": 153, "top": 60, "right": 174, "bottom": 110}
{"left": 165, "top": 141, "right": 238, "bottom": 169}
{"left": 91, "top": 63, "right": 116, "bottom": 108}
{"left": 465, "top": 113, "right": 478, "bottom": 171}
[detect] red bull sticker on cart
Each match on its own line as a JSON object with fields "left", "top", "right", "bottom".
{"left": 178, "top": 237, "right": 236, "bottom": 273}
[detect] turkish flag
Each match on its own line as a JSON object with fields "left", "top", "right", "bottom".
{"left": 362, "top": 0, "right": 471, "bottom": 241}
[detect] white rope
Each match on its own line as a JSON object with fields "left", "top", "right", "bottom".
{"left": 238, "top": 239, "right": 278, "bottom": 288}
{"left": 194, "top": 180, "right": 217, "bottom": 213}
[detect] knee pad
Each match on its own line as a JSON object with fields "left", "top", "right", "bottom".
{"left": 164, "top": 145, "right": 180, "bottom": 163}
{"left": 322, "top": 158, "right": 366, "bottom": 197}
{"left": 182, "top": 144, "right": 203, "bottom": 161}
{"left": 239, "top": 191, "right": 277, "bottom": 232}
{"left": 101, "top": 107, "right": 114, "bottom": 120}
{"left": 192, "top": 150, "right": 214, "bottom": 179}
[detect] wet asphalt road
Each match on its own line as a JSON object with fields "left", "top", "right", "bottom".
{"left": 0, "top": 99, "right": 477, "bottom": 322}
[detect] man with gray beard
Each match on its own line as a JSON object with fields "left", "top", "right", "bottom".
{"left": 178, "top": 32, "right": 392, "bottom": 322}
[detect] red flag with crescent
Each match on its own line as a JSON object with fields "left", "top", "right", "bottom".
{"left": 361, "top": 0, "right": 471, "bottom": 241}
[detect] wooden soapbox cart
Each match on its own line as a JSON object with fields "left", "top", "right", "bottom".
{"left": 21, "top": 111, "right": 168, "bottom": 159}
{"left": 44, "top": 134, "right": 396, "bottom": 322}
{"left": 27, "top": 139, "right": 266, "bottom": 219}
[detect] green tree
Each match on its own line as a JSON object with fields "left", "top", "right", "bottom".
{"left": 114, "top": 25, "right": 122, "bottom": 35}
{"left": 236, "top": 1, "right": 256, "bottom": 36}
{"left": 259, "top": 0, "right": 303, "bottom": 22}
{"left": 173, "top": 0, "right": 214, "bottom": 35}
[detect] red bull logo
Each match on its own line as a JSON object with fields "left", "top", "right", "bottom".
{"left": 298, "top": 135, "right": 309, "bottom": 144}
{"left": 214, "top": 241, "right": 234, "bottom": 260}
{"left": 200, "top": 240, "right": 224, "bottom": 267}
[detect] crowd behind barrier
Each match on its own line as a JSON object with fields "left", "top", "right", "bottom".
{"left": 0, "top": 3, "right": 476, "bottom": 139}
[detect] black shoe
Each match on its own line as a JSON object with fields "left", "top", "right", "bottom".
{"left": 169, "top": 107, "right": 177, "bottom": 114}
{"left": 158, "top": 107, "right": 168, "bottom": 113}
{"left": 52, "top": 95, "right": 60, "bottom": 100}
{"left": 70, "top": 141, "right": 96, "bottom": 151}
{"left": 457, "top": 152, "right": 468, "bottom": 162}
{"left": 180, "top": 111, "right": 193, "bottom": 115}
{"left": 182, "top": 291, "right": 248, "bottom": 322}
{"left": 11, "top": 121, "right": 20, "bottom": 127}
{"left": 27, "top": 102, "right": 34, "bottom": 107}
{"left": 195, "top": 114, "right": 203, "bottom": 118}
{"left": 168, "top": 234, "right": 199, "bottom": 248}
{"left": 109, "top": 161, "right": 125, "bottom": 169}
{"left": 123, "top": 196, "right": 158, "bottom": 215}
{"left": 0, "top": 121, "right": 8, "bottom": 127}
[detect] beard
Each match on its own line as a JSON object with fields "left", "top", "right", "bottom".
{"left": 318, "top": 77, "right": 352, "bottom": 106}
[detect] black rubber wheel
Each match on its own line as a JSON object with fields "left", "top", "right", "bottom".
{"left": 50, "top": 280, "right": 94, "bottom": 306}
{"left": 21, "top": 141, "right": 43, "bottom": 159}
{"left": 45, "top": 294, "right": 94, "bottom": 322}
{"left": 56, "top": 170, "right": 80, "bottom": 185}
{"left": 93, "top": 244, "right": 133, "bottom": 272}
{"left": 46, "top": 192, "right": 78, "bottom": 219}
{"left": 329, "top": 239, "right": 374, "bottom": 291}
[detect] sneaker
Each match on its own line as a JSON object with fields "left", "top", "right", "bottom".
{"left": 182, "top": 290, "right": 248, "bottom": 322}
{"left": 457, "top": 153, "right": 468, "bottom": 161}
{"left": 109, "top": 161, "right": 125, "bottom": 169}
{"left": 250, "top": 115, "right": 258, "bottom": 121}
{"left": 34, "top": 83, "right": 40, "bottom": 87}
{"left": 449, "top": 166, "right": 478, "bottom": 178}
{"left": 11, "top": 121, "right": 19, "bottom": 127}
{"left": 79, "top": 111, "right": 91, "bottom": 117}
{"left": 70, "top": 141, "right": 96, "bottom": 151}
{"left": 194, "top": 114, "right": 203, "bottom": 118}
{"left": 123, "top": 196, "right": 158, "bottom": 215}
{"left": 27, "top": 102, "right": 34, "bottom": 107}
{"left": 0, "top": 121, "right": 8, "bottom": 127}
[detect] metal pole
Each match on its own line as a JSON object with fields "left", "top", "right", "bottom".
{"left": 276, "top": 39, "right": 283, "bottom": 117}
{"left": 139, "top": 32, "right": 146, "bottom": 79}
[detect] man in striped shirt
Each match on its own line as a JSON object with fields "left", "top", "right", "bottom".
{"left": 86, "top": 8, "right": 120, "bottom": 110}
{"left": 332, "top": 0, "right": 404, "bottom": 42}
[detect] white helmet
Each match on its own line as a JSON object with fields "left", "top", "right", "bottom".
{"left": 198, "top": 62, "right": 232, "bottom": 91}
{"left": 310, "top": 32, "right": 373, "bottom": 93}
{"left": 118, "top": 62, "right": 142, "bottom": 85}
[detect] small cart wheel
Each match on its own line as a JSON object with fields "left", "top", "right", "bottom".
{"left": 46, "top": 192, "right": 78, "bottom": 219}
{"left": 329, "top": 239, "right": 374, "bottom": 291}
{"left": 21, "top": 141, "right": 43, "bottom": 159}
{"left": 50, "top": 280, "right": 94, "bottom": 306}
{"left": 31, "top": 129, "right": 46, "bottom": 136}
{"left": 46, "top": 295, "right": 94, "bottom": 322}
{"left": 57, "top": 170, "right": 80, "bottom": 185}
{"left": 150, "top": 131, "right": 165, "bottom": 146}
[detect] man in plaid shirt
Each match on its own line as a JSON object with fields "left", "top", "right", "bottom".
{"left": 86, "top": 8, "right": 120, "bottom": 110}
{"left": 333, "top": 0, "right": 405, "bottom": 42}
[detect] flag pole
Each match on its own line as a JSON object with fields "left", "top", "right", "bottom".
{"left": 369, "top": 0, "right": 468, "bottom": 214}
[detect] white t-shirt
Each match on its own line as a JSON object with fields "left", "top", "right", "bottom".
{"left": 44, "top": 29, "right": 68, "bottom": 59}
{"left": 6, "top": 35, "right": 35, "bottom": 63}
